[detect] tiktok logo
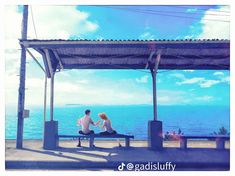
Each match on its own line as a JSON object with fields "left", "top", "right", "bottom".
{"left": 118, "top": 162, "right": 125, "bottom": 171}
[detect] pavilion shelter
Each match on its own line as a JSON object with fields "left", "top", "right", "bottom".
{"left": 18, "top": 39, "right": 230, "bottom": 150}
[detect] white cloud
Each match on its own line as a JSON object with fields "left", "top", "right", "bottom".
{"left": 4, "top": 6, "right": 22, "bottom": 49}
{"left": 5, "top": 70, "right": 155, "bottom": 106}
{"left": 4, "top": 6, "right": 98, "bottom": 49}
{"left": 177, "top": 77, "right": 221, "bottom": 88}
{"left": 183, "top": 70, "right": 195, "bottom": 72}
{"left": 184, "top": 35, "right": 195, "bottom": 39}
{"left": 6, "top": 68, "right": 221, "bottom": 106}
{"left": 4, "top": 5, "right": 101, "bottom": 106}
{"left": 221, "top": 76, "right": 230, "bottom": 84}
{"left": 28, "top": 5, "right": 99, "bottom": 39}
{"left": 213, "top": 71, "right": 229, "bottom": 84}
{"left": 170, "top": 73, "right": 185, "bottom": 79}
{"left": 136, "top": 75, "right": 149, "bottom": 83}
{"left": 157, "top": 90, "right": 190, "bottom": 105}
{"left": 5, "top": 75, "right": 44, "bottom": 106}
{"left": 51, "top": 76, "right": 154, "bottom": 106}
{"left": 4, "top": 5, "right": 99, "bottom": 75}
{"left": 177, "top": 77, "right": 204, "bottom": 85}
{"left": 84, "top": 21, "right": 99, "bottom": 32}
{"left": 176, "top": 74, "right": 229, "bottom": 88}
{"left": 173, "top": 71, "right": 229, "bottom": 88}
{"left": 196, "top": 96, "right": 214, "bottom": 102}
{"left": 198, "top": 6, "right": 230, "bottom": 39}
{"left": 139, "top": 32, "right": 155, "bottom": 40}
{"left": 157, "top": 90, "right": 216, "bottom": 105}
{"left": 213, "top": 71, "right": 224, "bottom": 76}
{"left": 199, "top": 80, "right": 220, "bottom": 88}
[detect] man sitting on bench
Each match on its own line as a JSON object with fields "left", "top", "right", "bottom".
{"left": 77, "top": 109, "right": 100, "bottom": 146}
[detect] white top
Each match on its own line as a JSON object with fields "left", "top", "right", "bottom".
{"left": 77, "top": 115, "right": 94, "bottom": 134}
{"left": 103, "top": 119, "right": 114, "bottom": 133}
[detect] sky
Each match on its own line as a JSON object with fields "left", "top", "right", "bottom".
{"left": 4, "top": 5, "right": 230, "bottom": 107}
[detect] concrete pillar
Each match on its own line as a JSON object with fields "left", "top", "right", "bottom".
{"left": 43, "top": 121, "right": 58, "bottom": 149}
{"left": 43, "top": 72, "right": 58, "bottom": 149}
{"left": 216, "top": 138, "right": 226, "bottom": 149}
{"left": 180, "top": 138, "right": 187, "bottom": 149}
{"left": 148, "top": 120, "right": 163, "bottom": 150}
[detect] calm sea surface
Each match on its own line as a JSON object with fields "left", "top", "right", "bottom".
{"left": 5, "top": 105, "right": 230, "bottom": 139}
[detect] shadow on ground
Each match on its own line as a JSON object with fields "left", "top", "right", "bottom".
{"left": 6, "top": 145, "right": 230, "bottom": 171}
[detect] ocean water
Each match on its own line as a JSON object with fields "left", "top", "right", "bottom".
{"left": 5, "top": 105, "right": 230, "bottom": 140}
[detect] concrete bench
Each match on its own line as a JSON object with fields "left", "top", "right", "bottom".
{"left": 180, "top": 135, "right": 230, "bottom": 149}
{"left": 57, "top": 134, "right": 134, "bottom": 148}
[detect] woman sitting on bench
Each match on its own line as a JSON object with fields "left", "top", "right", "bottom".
{"left": 98, "top": 112, "right": 117, "bottom": 135}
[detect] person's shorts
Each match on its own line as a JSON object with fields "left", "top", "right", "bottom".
{"left": 78, "top": 130, "right": 94, "bottom": 135}
{"left": 99, "top": 130, "right": 117, "bottom": 135}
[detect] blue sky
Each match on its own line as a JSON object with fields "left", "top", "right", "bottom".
{"left": 75, "top": 5, "right": 206, "bottom": 40}
{"left": 5, "top": 5, "right": 230, "bottom": 106}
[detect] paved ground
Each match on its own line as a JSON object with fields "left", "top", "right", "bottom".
{"left": 5, "top": 140, "right": 230, "bottom": 171}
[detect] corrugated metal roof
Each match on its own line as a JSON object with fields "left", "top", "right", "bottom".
{"left": 22, "top": 39, "right": 229, "bottom": 42}
{"left": 20, "top": 39, "right": 230, "bottom": 78}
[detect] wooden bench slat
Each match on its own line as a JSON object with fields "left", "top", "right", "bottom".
{"left": 180, "top": 135, "right": 230, "bottom": 150}
{"left": 57, "top": 134, "right": 134, "bottom": 139}
{"left": 57, "top": 134, "right": 134, "bottom": 148}
{"left": 181, "top": 135, "right": 230, "bottom": 140}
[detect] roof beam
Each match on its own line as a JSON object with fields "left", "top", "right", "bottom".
{"left": 34, "top": 48, "right": 51, "bottom": 78}
{"left": 44, "top": 49, "right": 54, "bottom": 78}
{"left": 52, "top": 50, "right": 64, "bottom": 70}
{"left": 19, "top": 39, "right": 230, "bottom": 46}
{"left": 145, "top": 51, "right": 156, "bottom": 69}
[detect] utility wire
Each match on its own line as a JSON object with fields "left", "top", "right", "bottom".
{"left": 124, "top": 7, "right": 230, "bottom": 16}
{"left": 163, "top": 5, "right": 230, "bottom": 13}
{"left": 105, "top": 6, "right": 230, "bottom": 22}
{"left": 95, "top": 6, "right": 229, "bottom": 23}
{"left": 92, "top": 5, "right": 230, "bottom": 14}
{"left": 30, "top": 5, "right": 38, "bottom": 38}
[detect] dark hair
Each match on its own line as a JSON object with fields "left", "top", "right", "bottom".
{"left": 85, "top": 109, "right": 91, "bottom": 115}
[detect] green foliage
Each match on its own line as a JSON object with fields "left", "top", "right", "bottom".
{"left": 213, "top": 126, "right": 229, "bottom": 135}
{"left": 178, "top": 128, "right": 182, "bottom": 135}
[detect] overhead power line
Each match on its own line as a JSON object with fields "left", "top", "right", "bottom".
{"left": 30, "top": 5, "right": 38, "bottom": 38}
{"left": 126, "top": 7, "right": 230, "bottom": 17}
{"left": 95, "top": 6, "right": 229, "bottom": 23}
{"left": 163, "top": 5, "right": 230, "bottom": 14}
